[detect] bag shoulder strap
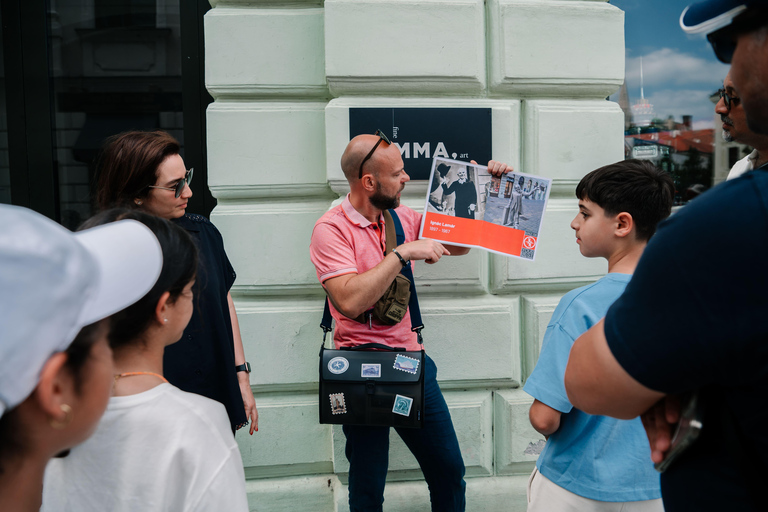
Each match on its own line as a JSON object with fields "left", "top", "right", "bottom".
{"left": 320, "top": 209, "right": 424, "bottom": 344}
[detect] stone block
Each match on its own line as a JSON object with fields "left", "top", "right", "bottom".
{"left": 245, "top": 475, "right": 338, "bottom": 512}
{"left": 211, "top": 202, "right": 329, "bottom": 293}
{"left": 207, "top": 102, "right": 330, "bottom": 199}
{"left": 325, "top": 0, "right": 486, "bottom": 94}
{"left": 521, "top": 294, "right": 562, "bottom": 379}
{"left": 238, "top": 394, "right": 333, "bottom": 479}
{"left": 522, "top": 100, "right": 625, "bottom": 195}
{"left": 332, "top": 390, "right": 493, "bottom": 478}
{"left": 494, "top": 389, "right": 545, "bottom": 475}
{"left": 234, "top": 297, "right": 324, "bottom": 390}
{"left": 205, "top": 8, "right": 327, "bottom": 98}
{"left": 488, "top": 0, "right": 624, "bottom": 97}
{"left": 420, "top": 296, "right": 521, "bottom": 384}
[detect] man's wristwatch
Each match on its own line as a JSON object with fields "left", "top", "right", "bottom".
{"left": 235, "top": 362, "right": 251, "bottom": 374}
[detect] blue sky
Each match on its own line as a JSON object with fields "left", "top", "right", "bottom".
{"left": 609, "top": 0, "right": 730, "bottom": 128}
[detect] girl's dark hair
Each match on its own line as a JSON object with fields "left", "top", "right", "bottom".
{"left": 576, "top": 159, "right": 675, "bottom": 241}
{"left": 0, "top": 320, "right": 106, "bottom": 471}
{"left": 79, "top": 209, "right": 198, "bottom": 349}
{"left": 95, "top": 131, "right": 180, "bottom": 210}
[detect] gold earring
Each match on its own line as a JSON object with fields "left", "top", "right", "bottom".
{"left": 49, "top": 404, "right": 73, "bottom": 430}
{"left": 135, "top": 199, "right": 143, "bottom": 206}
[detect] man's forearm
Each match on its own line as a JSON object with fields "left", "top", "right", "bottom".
{"left": 324, "top": 252, "right": 405, "bottom": 319}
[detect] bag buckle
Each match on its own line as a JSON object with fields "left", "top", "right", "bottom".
{"left": 412, "top": 325, "right": 424, "bottom": 344}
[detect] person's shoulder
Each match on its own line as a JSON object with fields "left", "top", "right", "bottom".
{"left": 163, "top": 386, "right": 234, "bottom": 438}
{"left": 315, "top": 204, "right": 344, "bottom": 225}
{"left": 552, "top": 276, "right": 627, "bottom": 324}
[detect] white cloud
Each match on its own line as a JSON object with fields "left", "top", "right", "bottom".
{"left": 624, "top": 48, "right": 729, "bottom": 91}
{"left": 628, "top": 88, "right": 718, "bottom": 124}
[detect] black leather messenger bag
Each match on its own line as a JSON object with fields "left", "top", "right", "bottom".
{"left": 318, "top": 209, "right": 425, "bottom": 429}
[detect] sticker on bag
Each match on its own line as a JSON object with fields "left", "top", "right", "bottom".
{"left": 393, "top": 354, "right": 419, "bottom": 374}
{"left": 328, "top": 357, "right": 349, "bottom": 374}
{"left": 392, "top": 395, "right": 413, "bottom": 417}
{"left": 330, "top": 393, "right": 347, "bottom": 415}
{"left": 361, "top": 364, "right": 381, "bottom": 378}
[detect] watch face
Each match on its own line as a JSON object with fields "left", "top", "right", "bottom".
{"left": 245, "top": 362, "right": 251, "bottom": 373}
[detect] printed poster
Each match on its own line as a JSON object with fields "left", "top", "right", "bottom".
{"left": 418, "top": 157, "right": 552, "bottom": 260}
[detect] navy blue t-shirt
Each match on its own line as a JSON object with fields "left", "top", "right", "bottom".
{"left": 165, "top": 214, "right": 246, "bottom": 430}
{"left": 605, "top": 168, "right": 768, "bottom": 511}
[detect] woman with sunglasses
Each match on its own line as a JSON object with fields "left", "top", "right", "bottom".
{"left": 95, "top": 130, "right": 258, "bottom": 435}
{"left": 42, "top": 210, "right": 248, "bottom": 511}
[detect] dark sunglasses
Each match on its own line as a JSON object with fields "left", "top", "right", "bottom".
{"left": 148, "top": 167, "right": 194, "bottom": 198}
{"left": 358, "top": 130, "right": 392, "bottom": 179}
{"left": 717, "top": 88, "right": 740, "bottom": 110}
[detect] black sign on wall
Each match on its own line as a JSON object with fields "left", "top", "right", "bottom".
{"left": 349, "top": 108, "right": 492, "bottom": 181}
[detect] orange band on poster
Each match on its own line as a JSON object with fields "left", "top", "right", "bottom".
{"left": 422, "top": 212, "right": 530, "bottom": 256}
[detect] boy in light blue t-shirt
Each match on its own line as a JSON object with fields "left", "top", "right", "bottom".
{"left": 523, "top": 160, "right": 675, "bottom": 512}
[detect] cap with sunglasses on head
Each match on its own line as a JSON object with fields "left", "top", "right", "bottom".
{"left": 681, "top": 0, "right": 768, "bottom": 62}
{"left": 0, "top": 205, "right": 163, "bottom": 418}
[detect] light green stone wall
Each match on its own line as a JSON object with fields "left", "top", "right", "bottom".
{"left": 205, "top": 0, "right": 625, "bottom": 509}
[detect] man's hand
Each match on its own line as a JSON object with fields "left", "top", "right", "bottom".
{"left": 640, "top": 395, "right": 681, "bottom": 464}
{"left": 469, "top": 204, "right": 476, "bottom": 212}
{"left": 398, "top": 238, "right": 450, "bottom": 264}
{"left": 476, "top": 159, "right": 513, "bottom": 177}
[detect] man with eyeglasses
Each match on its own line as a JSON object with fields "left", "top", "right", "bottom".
{"left": 563, "top": 2, "right": 768, "bottom": 511}
{"left": 716, "top": 73, "right": 768, "bottom": 179}
{"left": 310, "top": 132, "right": 510, "bottom": 511}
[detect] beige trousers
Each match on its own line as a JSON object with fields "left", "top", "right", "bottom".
{"left": 526, "top": 466, "right": 665, "bottom": 512}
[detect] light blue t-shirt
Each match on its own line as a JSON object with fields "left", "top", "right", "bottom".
{"left": 523, "top": 273, "right": 661, "bottom": 502}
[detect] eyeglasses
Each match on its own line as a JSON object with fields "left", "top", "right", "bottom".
{"left": 358, "top": 130, "right": 392, "bottom": 179}
{"left": 717, "top": 88, "right": 740, "bottom": 110}
{"left": 148, "top": 168, "right": 194, "bottom": 198}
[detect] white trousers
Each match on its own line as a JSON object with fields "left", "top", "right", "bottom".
{"left": 526, "top": 466, "right": 665, "bottom": 512}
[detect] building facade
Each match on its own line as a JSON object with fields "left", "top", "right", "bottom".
{"left": 205, "top": 0, "right": 624, "bottom": 509}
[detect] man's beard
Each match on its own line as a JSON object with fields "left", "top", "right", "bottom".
{"left": 721, "top": 115, "right": 734, "bottom": 142}
{"left": 370, "top": 182, "right": 400, "bottom": 210}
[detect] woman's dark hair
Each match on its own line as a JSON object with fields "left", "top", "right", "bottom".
{"left": 79, "top": 209, "right": 198, "bottom": 349}
{"left": 95, "top": 131, "right": 180, "bottom": 210}
{"left": 576, "top": 159, "right": 675, "bottom": 241}
{"left": 0, "top": 320, "right": 106, "bottom": 471}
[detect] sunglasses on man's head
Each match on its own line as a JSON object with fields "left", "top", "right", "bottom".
{"left": 359, "top": 130, "right": 392, "bottom": 179}
{"left": 148, "top": 168, "right": 194, "bottom": 198}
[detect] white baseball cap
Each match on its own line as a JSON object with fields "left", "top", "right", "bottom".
{"left": 0, "top": 205, "right": 163, "bottom": 417}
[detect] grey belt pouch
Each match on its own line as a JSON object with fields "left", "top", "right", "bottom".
{"left": 319, "top": 343, "right": 425, "bottom": 428}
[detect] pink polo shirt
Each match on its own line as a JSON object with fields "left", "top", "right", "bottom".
{"left": 309, "top": 194, "right": 423, "bottom": 350}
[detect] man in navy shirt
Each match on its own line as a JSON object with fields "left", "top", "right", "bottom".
{"left": 564, "top": 2, "right": 768, "bottom": 511}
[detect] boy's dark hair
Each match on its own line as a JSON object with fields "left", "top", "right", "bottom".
{"left": 576, "top": 159, "right": 675, "bottom": 241}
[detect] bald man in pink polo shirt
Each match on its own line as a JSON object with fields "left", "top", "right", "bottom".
{"left": 310, "top": 132, "right": 509, "bottom": 512}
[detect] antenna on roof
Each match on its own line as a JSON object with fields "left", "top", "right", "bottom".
{"left": 640, "top": 56, "right": 645, "bottom": 100}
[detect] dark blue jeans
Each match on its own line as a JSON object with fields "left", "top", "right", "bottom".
{"left": 342, "top": 355, "right": 466, "bottom": 512}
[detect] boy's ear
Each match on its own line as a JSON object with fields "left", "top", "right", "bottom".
{"left": 614, "top": 212, "right": 634, "bottom": 238}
